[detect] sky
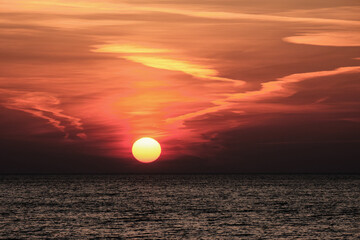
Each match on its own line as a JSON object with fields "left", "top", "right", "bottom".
{"left": 0, "top": 0, "right": 359, "bottom": 173}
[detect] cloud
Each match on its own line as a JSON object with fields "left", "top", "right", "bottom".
{"left": 92, "top": 43, "right": 244, "bottom": 85}
{"left": 284, "top": 31, "right": 360, "bottom": 47}
{"left": 167, "top": 66, "right": 360, "bottom": 123}
{"left": 229, "top": 66, "right": 360, "bottom": 101}
{"left": 3, "top": 0, "right": 360, "bottom": 30}
{"left": 0, "top": 89, "right": 86, "bottom": 140}
{"left": 124, "top": 55, "right": 243, "bottom": 84}
{"left": 92, "top": 44, "right": 174, "bottom": 54}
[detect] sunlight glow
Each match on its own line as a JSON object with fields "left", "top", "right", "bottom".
{"left": 132, "top": 137, "right": 161, "bottom": 163}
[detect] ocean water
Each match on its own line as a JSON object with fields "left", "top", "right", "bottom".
{"left": 0, "top": 175, "right": 359, "bottom": 239}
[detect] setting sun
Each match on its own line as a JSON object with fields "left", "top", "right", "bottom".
{"left": 132, "top": 137, "right": 161, "bottom": 163}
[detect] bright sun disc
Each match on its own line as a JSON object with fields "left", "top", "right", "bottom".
{"left": 132, "top": 137, "right": 161, "bottom": 163}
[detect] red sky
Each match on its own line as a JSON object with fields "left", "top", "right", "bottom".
{"left": 0, "top": 0, "right": 359, "bottom": 173}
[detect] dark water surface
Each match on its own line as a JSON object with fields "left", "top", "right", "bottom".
{"left": 0, "top": 175, "right": 359, "bottom": 239}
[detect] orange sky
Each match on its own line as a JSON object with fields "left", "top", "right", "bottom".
{"left": 0, "top": 0, "right": 359, "bottom": 172}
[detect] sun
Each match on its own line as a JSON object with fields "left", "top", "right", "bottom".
{"left": 132, "top": 137, "right": 161, "bottom": 163}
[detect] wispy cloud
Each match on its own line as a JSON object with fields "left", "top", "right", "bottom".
{"left": 284, "top": 31, "right": 360, "bottom": 47}
{"left": 93, "top": 44, "right": 174, "bottom": 54}
{"left": 3, "top": 0, "right": 359, "bottom": 30}
{"left": 0, "top": 89, "right": 86, "bottom": 139}
{"left": 167, "top": 66, "right": 360, "bottom": 123}
{"left": 92, "top": 43, "right": 244, "bottom": 85}
{"left": 124, "top": 55, "right": 244, "bottom": 85}
{"left": 144, "top": 7, "right": 360, "bottom": 26}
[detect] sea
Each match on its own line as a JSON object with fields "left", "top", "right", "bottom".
{"left": 0, "top": 175, "right": 359, "bottom": 239}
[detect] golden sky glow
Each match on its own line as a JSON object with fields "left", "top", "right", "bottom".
{"left": 0, "top": 0, "right": 359, "bottom": 162}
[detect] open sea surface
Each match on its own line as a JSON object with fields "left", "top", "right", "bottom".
{"left": 0, "top": 175, "right": 359, "bottom": 239}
